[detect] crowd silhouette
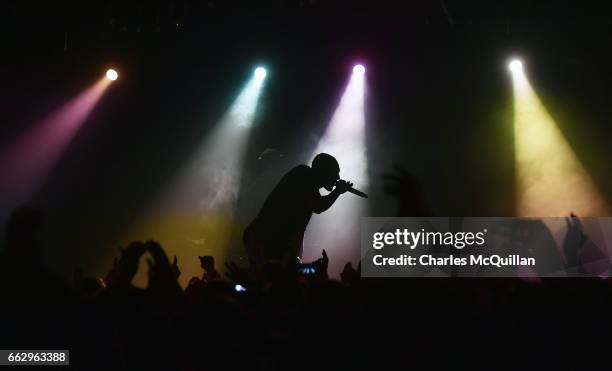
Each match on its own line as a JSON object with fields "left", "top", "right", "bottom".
{"left": 1, "top": 165, "right": 612, "bottom": 371}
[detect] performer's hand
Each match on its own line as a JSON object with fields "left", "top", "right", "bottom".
{"left": 334, "top": 179, "right": 353, "bottom": 194}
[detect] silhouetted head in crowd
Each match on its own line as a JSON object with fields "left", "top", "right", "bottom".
{"left": 312, "top": 153, "right": 340, "bottom": 191}
{"left": 3, "top": 204, "right": 45, "bottom": 263}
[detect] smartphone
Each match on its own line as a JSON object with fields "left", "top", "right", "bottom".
{"left": 297, "top": 263, "right": 317, "bottom": 275}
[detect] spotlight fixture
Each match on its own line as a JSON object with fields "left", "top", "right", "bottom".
{"left": 254, "top": 67, "right": 267, "bottom": 80}
{"left": 353, "top": 64, "right": 365, "bottom": 75}
{"left": 106, "top": 69, "right": 118, "bottom": 81}
{"left": 508, "top": 60, "right": 523, "bottom": 74}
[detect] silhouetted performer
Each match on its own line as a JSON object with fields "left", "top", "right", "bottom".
{"left": 244, "top": 153, "right": 352, "bottom": 269}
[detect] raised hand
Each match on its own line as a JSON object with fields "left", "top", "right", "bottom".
{"left": 144, "top": 240, "right": 181, "bottom": 291}
{"left": 316, "top": 249, "right": 329, "bottom": 279}
{"left": 340, "top": 262, "right": 358, "bottom": 286}
{"left": 563, "top": 214, "right": 587, "bottom": 270}
{"left": 171, "top": 256, "right": 181, "bottom": 280}
{"left": 104, "top": 241, "right": 147, "bottom": 289}
{"left": 382, "top": 165, "right": 431, "bottom": 217}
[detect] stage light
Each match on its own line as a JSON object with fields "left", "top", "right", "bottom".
{"left": 508, "top": 60, "right": 523, "bottom": 74}
{"left": 511, "top": 66, "right": 608, "bottom": 216}
{"left": 254, "top": 67, "right": 267, "bottom": 80}
{"left": 124, "top": 70, "right": 267, "bottom": 287}
{"left": 106, "top": 69, "right": 118, "bottom": 81}
{"left": 353, "top": 64, "right": 365, "bottom": 75}
{"left": 306, "top": 65, "right": 368, "bottom": 277}
{"left": 0, "top": 77, "right": 112, "bottom": 219}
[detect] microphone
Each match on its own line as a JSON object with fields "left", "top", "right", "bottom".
{"left": 348, "top": 187, "right": 368, "bottom": 198}
{"left": 337, "top": 179, "right": 368, "bottom": 198}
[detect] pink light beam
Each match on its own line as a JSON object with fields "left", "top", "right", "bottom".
{"left": 0, "top": 77, "right": 111, "bottom": 208}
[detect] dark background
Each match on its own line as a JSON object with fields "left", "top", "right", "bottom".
{"left": 2, "top": 0, "right": 612, "bottom": 278}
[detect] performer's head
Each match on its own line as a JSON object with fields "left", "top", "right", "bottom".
{"left": 312, "top": 153, "right": 340, "bottom": 191}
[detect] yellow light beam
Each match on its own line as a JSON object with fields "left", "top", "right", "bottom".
{"left": 117, "top": 72, "right": 266, "bottom": 287}
{"left": 512, "top": 69, "right": 608, "bottom": 217}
